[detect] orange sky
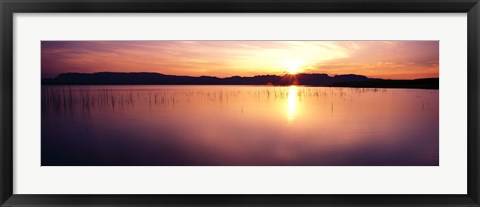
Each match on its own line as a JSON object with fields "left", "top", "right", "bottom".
{"left": 42, "top": 41, "right": 439, "bottom": 80}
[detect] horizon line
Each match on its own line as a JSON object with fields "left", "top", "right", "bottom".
{"left": 42, "top": 71, "right": 439, "bottom": 81}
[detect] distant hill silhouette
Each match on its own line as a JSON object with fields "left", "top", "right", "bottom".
{"left": 42, "top": 72, "right": 438, "bottom": 89}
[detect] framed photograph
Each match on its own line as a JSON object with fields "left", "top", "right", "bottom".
{"left": 1, "top": 0, "right": 479, "bottom": 206}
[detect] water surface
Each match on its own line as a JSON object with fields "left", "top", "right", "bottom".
{"left": 41, "top": 85, "right": 439, "bottom": 166}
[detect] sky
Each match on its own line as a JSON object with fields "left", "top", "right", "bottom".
{"left": 41, "top": 41, "right": 439, "bottom": 80}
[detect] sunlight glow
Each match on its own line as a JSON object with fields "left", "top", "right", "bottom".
{"left": 284, "top": 60, "right": 302, "bottom": 74}
{"left": 287, "top": 86, "right": 299, "bottom": 123}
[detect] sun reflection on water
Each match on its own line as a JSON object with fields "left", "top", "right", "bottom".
{"left": 287, "top": 85, "right": 298, "bottom": 123}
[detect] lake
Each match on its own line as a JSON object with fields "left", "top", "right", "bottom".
{"left": 41, "top": 85, "right": 439, "bottom": 166}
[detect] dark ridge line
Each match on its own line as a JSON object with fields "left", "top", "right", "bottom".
{"left": 41, "top": 72, "right": 439, "bottom": 89}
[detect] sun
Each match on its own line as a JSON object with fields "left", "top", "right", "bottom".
{"left": 284, "top": 60, "right": 302, "bottom": 74}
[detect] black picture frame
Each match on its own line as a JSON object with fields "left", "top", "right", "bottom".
{"left": 1, "top": 0, "right": 479, "bottom": 206}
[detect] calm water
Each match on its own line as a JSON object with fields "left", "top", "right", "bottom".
{"left": 41, "top": 85, "right": 439, "bottom": 166}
